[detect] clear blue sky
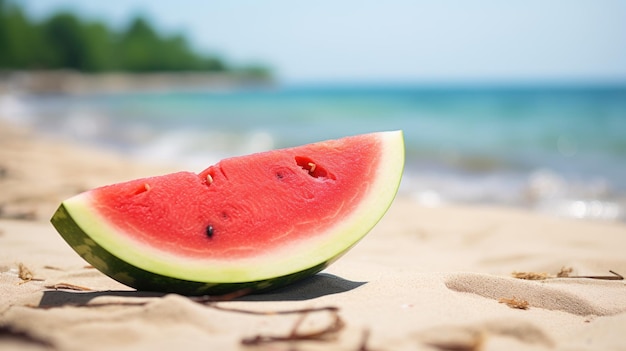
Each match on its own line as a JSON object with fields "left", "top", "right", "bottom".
{"left": 20, "top": 0, "right": 626, "bottom": 84}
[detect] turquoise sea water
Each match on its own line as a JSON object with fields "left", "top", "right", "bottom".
{"left": 3, "top": 85, "right": 626, "bottom": 220}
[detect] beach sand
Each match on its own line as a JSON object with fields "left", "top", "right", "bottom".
{"left": 1, "top": 121, "right": 625, "bottom": 351}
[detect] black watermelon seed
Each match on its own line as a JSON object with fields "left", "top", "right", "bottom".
{"left": 206, "top": 225, "right": 214, "bottom": 239}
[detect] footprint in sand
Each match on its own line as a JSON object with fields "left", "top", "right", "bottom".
{"left": 444, "top": 272, "right": 626, "bottom": 316}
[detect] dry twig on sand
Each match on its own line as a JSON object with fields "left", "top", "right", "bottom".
{"left": 240, "top": 308, "right": 345, "bottom": 346}
{"left": 556, "top": 266, "right": 573, "bottom": 277}
{"left": 512, "top": 267, "right": 623, "bottom": 281}
{"left": 17, "top": 263, "right": 34, "bottom": 282}
{"left": 44, "top": 282, "right": 93, "bottom": 291}
{"left": 17, "top": 263, "right": 44, "bottom": 284}
{"left": 498, "top": 297, "right": 529, "bottom": 310}
{"left": 511, "top": 271, "right": 548, "bottom": 280}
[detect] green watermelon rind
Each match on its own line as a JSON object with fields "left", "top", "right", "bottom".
{"left": 50, "top": 131, "right": 404, "bottom": 295}
{"left": 52, "top": 203, "right": 326, "bottom": 295}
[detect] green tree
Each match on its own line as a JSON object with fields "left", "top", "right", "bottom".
{"left": 0, "top": 1, "right": 270, "bottom": 77}
{"left": 0, "top": 0, "right": 45, "bottom": 69}
{"left": 118, "top": 16, "right": 163, "bottom": 71}
{"left": 117, "top": 17, "right": 228, "bottom": 72}
{"left": 81, "top": 22, "right": 116, "bottom": 72}
{"left": 41, "top": 12, "right": 94, "bottom": 70}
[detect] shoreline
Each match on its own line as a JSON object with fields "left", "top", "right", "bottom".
{"left": 0, "top": 70, "right": 275, "bottom": 95}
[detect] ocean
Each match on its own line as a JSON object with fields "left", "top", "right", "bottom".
{"left": 3, "top": 84, "right": 626, "bottom": 221}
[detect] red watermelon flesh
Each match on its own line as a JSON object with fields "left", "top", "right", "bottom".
{"left": 51, "top": 131, "right": 404, "bottom": 294}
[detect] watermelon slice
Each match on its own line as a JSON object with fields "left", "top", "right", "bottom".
{"left": 51, "top": 131, "right": 404, "bottom": 295}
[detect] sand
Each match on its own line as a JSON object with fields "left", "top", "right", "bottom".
{"left": 1, "top": 121, "right": 625, "bottom": 351}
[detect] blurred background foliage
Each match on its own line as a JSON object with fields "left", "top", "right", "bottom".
{"left": 0, "top": 0, "right": 269, "bottom": 76}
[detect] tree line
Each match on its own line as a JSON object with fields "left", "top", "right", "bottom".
{"left": 0, "top": 0, "right": 270, "bottom": 77}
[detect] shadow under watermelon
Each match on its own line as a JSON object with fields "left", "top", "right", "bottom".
{"left": 237, "top": 273, "right": 367, "bottom": 302}
{"left": 37, "top": 273, "right": 366, "bottom": 308}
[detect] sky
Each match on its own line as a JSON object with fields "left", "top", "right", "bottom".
{"left": 19, "top": 0, "right": 626, "bottom": 85}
